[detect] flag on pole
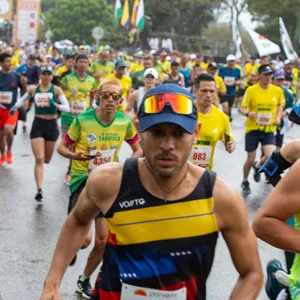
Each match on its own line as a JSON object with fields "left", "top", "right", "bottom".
{"left": 232, "top": 11, "right": 242, "bottom": 59}
{"left": 131, "top": 0, "right": 139, "bottom": 27}
{"left": 136, "top": 0, "right": 145, "bottom": 31}
{"left": 279, "top": 17, "right": 298, "bottom": 61}
{"left": 247, "top": 28, "right": 281, "bottom": 57}
{"left": 121, "top": 0, "right": 130, "bottom": 30}
{"left": 114, "top": 0, "right": 122, "bottom": 25}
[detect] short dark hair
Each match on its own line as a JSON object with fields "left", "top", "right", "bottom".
{"left": 194, "top": 73, "right": 215, "bottom": 88}
{"left": 0, "top": 52, "right": 12, "bottom": 62}
{"left": 171, "top": 61, "right": 180, "bottom": 67}
{"left": 75, "top": 54, "right": 88, "bottom": 62}
{"left": 65, "top": 54, "right": 74, "bottom": 60}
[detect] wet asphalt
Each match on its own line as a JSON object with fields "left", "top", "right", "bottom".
{"left": 0, "top": 108, "right": 298, "bottom": 300}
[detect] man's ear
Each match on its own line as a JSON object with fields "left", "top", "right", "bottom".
{"left": 118, "top": 96, "right": 124, "bottom": 106}
{"left": 193, "top": 122, "right": 201, "bottom": 144}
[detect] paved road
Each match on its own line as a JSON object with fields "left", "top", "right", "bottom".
{"left": 0, "top": 108, "right": 298, "bottom": 299}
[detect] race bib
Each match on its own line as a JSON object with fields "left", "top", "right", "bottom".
{"left": 256, "top": 112, "right": 272, "bottom": 126}
{"left": 189, "top": 146, "right": 212, "bottom": 168}
{"left": 35, "top": 93, "right": 52, "bottom": 108}
{"left": 0, "top": 92, "right": 13, "bottom": 104}
{"left": 121, "top": 283, "right": 187, "bottom": 300}
{"left": 88, "top": 149, "right": 116, "bottom": 172}
{"left": 70, "top": 101, "right": 86, "bottom": 114}
{"left": 224, "top": 76, "right": 235, "bottom": 86}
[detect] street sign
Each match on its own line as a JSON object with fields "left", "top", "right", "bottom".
{"left": 45, "top": 29, "right": 53, "bottom": 40}
{"left": 92, "top": 26, "right": 104, "bottom": 41}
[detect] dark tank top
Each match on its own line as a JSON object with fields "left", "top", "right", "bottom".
{"left": 99, "top": 158, "right": 219, "bottom": 300}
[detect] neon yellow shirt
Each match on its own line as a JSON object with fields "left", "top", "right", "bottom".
{"left": 66, "top": 109, "right": 138, "bottom": 193}
{"left": 190, "top": 106, "right": 233, "bottom": 170}
{"left": 55, "top": 65, "right": 68, "bottom": 77}
{"left": 158, "top": 60, "right": 171, "bottom": 74}
{"left": 91, "top": 60, "right": 114, "bottom": 79}
{"left": 61, "top": 72, "right": 98, "bottom": 125}
{"left": 241, "top": 83, "right": 284, "bottom": 133}
{"left": 105, "top": 73, "right": 132, "bottom": 99}
{"left": 130, "top": 63, "right": 144, "bottom": 73}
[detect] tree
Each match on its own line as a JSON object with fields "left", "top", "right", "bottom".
{"left": 246, "top": 0, "right": 300, "bottom": 53}
{"left": 44, "top": 0, "right": 125, "bottom": 47}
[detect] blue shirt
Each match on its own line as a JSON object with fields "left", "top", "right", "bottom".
{"left": 0, "top": 71, "right": 21, "bottom": 109}
{"left": 283, "top": 87, "right": 294, "bottom": 110}
{"left": 218, "top": 67, "right": 241, "bottom": 96}
{"left": 179, "top": 68, "right": 191, "bottom": 88}
{"left": 15, "top": 63, "right": 39, "bottom": 85}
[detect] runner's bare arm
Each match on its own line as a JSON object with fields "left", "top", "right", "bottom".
{"left": 42, "top": 164, "right": 122, "bottom": 295}
{"left": 126, "top": 90, "right": 138, "bottom": 113}
{"left": 129, "top": 140, "right": 143, "bottom": 157}
{"left": 214, "top": 179, "right": 263, "bottom": 299}
{"left": 252, "top": 160, "right": 300, "bottom": 252}
{"left": 281, "top": 139, "right": 300, "bottom": 163}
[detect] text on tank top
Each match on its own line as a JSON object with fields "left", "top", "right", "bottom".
{"left": 34, "top": 84, "right": 57, "bottom": 115}
{"left": 98, "top": 158, "right": 219, "bottom": 299}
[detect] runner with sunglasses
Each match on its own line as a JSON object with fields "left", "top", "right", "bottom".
{"left": 11, "top": 65, "right": 70, "bottom": 201}
{"left": 56, "top": 78, "right": 142, "bottom": 298}
{"left": 240, "top": 65, "right": 284, "bottom": 194}
{"left": 41, "top": 84, "right": 262, "bottom": 300}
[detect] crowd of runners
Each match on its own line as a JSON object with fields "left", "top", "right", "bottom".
{"left": 1, "top": 40, "right": 300, "bottom": 300}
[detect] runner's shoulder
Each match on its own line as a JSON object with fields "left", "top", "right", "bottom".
{"left": 115, "top": 110, "right": 133, "bottom": 124}
{"left": 87, "top": 162, "right": 124, "bottom": 210}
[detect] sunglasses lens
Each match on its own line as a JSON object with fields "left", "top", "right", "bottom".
{"left": 101, "top": 92, "right": 121, "bottom": 100}
{"left": 144, "top": 94, "right": 193, "bottom": 115}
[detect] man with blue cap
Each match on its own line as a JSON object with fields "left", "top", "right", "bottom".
{"left": 40, "top": 84, "right": 263, "bottom": 300}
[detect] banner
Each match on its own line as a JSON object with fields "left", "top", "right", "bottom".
{"left": 121, "top": 0, "right": 130, "bottom": 30}
{"left": 247, "top": 28, "right": 281, "bottom": 57}
{"left": 14, "top": 0, "right": 41, "bottom": 44}
{"left": 0, "top": 0, "right": 13, "bottom": 20}
{"left": 232, "top": 11, "right": 242, "bottom": 59}
{"left": 114, "top": 0, "right": 122, "bottom": 25}
{"left": 136, "top": 0, "right": 144, "bottom": 30}
{"left": 279, "top": 17, "right": 298, "bottom": 61}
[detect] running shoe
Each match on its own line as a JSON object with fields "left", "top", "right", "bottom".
{"left": 6, "top": 152, "right": 13, "bottom": 164}
{"left": 35, "top": 189, "right": 43, "bottom": 202}
{"left": 252, "top": 161, "right": 261, "bottom": 182}
{"left": 265, "top": 260, "right": 285, "bottom": 300}
{"left": 0, "top": 156, "right": 5, "bottom": 166}
{"left": 241, "top": 180, "right": 251, "bottom": 194}
{"left": 76, "top": 275, "right": 93, "bottom": 299}
{"left": 65, "top": 173, "right": 70, "bottom": 186}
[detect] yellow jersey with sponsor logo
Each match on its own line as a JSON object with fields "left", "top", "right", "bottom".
{"left": 190, "top": 106, "right": 233, "bottom": 170}
{"left": 241, "top": 83, "right": 285, "bottom": 133}
{"left": 66, "top": 109, "right": 138, "bottom": 193}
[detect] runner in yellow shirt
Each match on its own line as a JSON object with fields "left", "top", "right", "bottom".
{"left": 207, "top": 62, "right": 226, "bottom": 103}
{"left": 129, "top": 53, "right": 144, "bottom": 74}
{"left": 240, "top": 64, "right": 284, "bottom": 194}
{"left": 245, "top": 56, "right": 260, "bottom": 87}
{"left": 90, "top": 50, "right": 114, "bottom": 84}
{"left": 158, "top": 51, "right": 171, "bottom": 74}
{"left": 190, "top": 73, "right": 235, "bottom": 170}
{"left": 105, "top": 60, "right": 132, "bottom": 100}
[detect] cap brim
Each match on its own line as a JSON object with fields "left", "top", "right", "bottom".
{"left": 139, "top": 112, "right": 196, "bottom": 134}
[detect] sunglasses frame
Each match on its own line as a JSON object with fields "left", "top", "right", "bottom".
{"left": 100, "top": 91, "right": 122, "bottom": 101}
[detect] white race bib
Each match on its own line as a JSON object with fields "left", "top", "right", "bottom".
{"left": 70, "top": 101, "right": 86, "bottom": 114}
{"left": 224, "top": 76, "right": 235, "bottom": 86}
{"left": 88, "top": 149, "right": 116, "bottom": 172}
{"left": 256, "top": 112, "right": 272, "bottom": 126}
{"left": 121, "top": 283, "right": 187, "bottom": 300}
{"left": 0, "top": 92, "right": 13, "bottom": 104}
{"left": 35, "top": 93, "right": 52, "bottom": 108}
{"left": 189, "top": 146, "right": 212, "bottom": 168}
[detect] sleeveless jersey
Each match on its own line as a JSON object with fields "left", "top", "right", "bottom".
{"left": 168, "top": 73, "right": 184, "bottom": 86}
{"left": 94, "top": 158, "right": 219, "bottom": 300}
{"left": 33, "top": 84, "right": 57, "bottom": 115}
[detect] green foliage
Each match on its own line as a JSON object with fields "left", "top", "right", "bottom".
{"left": 43, "top": 0, "right": 125, "bottom": 47}
{"left": 247, "top": 0, "right": 300, "bottom": 52}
